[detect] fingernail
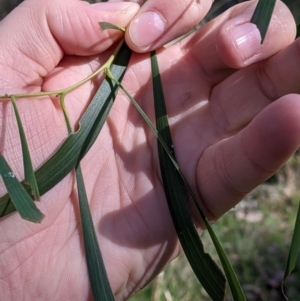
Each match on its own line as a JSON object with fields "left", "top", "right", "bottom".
{"left": 129, "top": 11, "right": 166, "bottom": 48}
{"left": 231, "top": 22, "right": 262, "bottom": 61}
{"left": 91, "top": 2, "right": 134, "bottom": 11}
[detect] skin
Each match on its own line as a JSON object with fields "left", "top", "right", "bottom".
{"left": 123, "top": 0, "right": 213, "bottom": 52}
{"left": 0, "top": 0, "right": 300, "bottom": 300}
{"left": 108, "top": 0, "right": 213, "bottom": 52}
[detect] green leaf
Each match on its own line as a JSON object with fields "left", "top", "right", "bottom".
{"left": 0, "top": 154, "right": 44, "bottom": 222}
{"left": 110, "top": 58, "right": 244, "bottom": 300}
{"left": 11, "top": 96, "right": 40, "bottom": 200}
{"left": 111, "top": 67, "right": 227, "bottom": 301}
{"left": 0, "top": 43, "right": 132, "bottom": 217}
{"left": 282, "top": 200, "right": 300, "bottom": 299}
{"left": 297, "top": 23, "right": 300, "bottom": 39}
{"left": 204, "top": 219, "right": 246, "bottom": 301}
{"left": 76, "top": 164, "right": 115, "bottom": 301}
{"left": 99, "top": 22, "right": 125, "bottom": 32}
{"left": 150, "top": 51, "right": 226, "bottom": 301}
{"left": 62, "top": 82, "right": 115, "bottom": 301}
{"left": 251, "top": 0, "right": 276, "bottom": 43}
{"left": 108, "top": 65, "right": 229, "bottom": 300}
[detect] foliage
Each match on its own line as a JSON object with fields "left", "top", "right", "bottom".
{"left": 1, "top": 0, "right": 300, "bottom": 301}
{"left": 132, "top": 158, "right": 300, "bottom": 300}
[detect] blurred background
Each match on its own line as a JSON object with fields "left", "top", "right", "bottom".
{"left": 1, "top": 0, "right": 300, "bottom": 300}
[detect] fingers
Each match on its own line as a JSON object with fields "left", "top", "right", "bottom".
{"left": 187, "top": 0, "right": 296, "bottom": 83}
{"left": 199, "top": 37, "right": 300, "bottom": 219}
{"left": 46, "top": 1, "right": 139, "bottom": 56}
{"left": 198, "top": 95, "right": 300, "bottom": 220}
{"left": 0, "top": 0, "right": 139, "bottom": 93}
{"left": 216, "top": 0, "right": 297, "bottom": 68}
{"left": 209, "top": 37, "right": 300, "bottom": 135}
{"left": 125, "top": 0, "right": 213, "bottom": 52}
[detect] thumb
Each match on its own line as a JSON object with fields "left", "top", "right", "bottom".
{"left": 0, "top": 0, "right": 139, "bottom": 92}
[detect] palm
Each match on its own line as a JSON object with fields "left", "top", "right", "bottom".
{"left": 1, "top": 1, "right": 300, "bottom": 301}
{"left": 0, "top": 43, "right": 209, "bottom": 300}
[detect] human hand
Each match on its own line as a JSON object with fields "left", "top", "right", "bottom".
{"left": 0, "top": 0, "right": 299, "bottom": 301}
{"left": 122, "top": 0, "right": 213, "bottom": 52}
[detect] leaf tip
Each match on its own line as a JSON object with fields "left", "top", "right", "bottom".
{"left": 98, "top": 22, "right": 125, "bottom": 32}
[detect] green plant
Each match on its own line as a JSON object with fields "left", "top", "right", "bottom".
{"left": 1, "top": 0, "right": 300, "bottom": 300}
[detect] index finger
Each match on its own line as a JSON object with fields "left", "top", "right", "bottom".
{"left": 124, "top": 0, "right": 213, "bottom": 52}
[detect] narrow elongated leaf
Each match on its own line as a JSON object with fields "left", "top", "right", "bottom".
{"left": 76, "top": 164, "right": 114, "bottom": 301}
{"left": 282, "top": 201, "right": 300, "bottom": 299}
{"left": 204, "top": 219, "right": 246, "bottom": 301}
{"left": 251, "top": 0, "right": 276, "bottom": 43}
{"left": 108, "top": 71, "right": 228, "bottom": 300}
{"left": 111, "top": 72, "right": 227, "bottom": 301}
{"left": 150, "top": 51, "right": 226, "bottom": 301}
{"left": 62, "top": 78, "right": 114, "bottom": 300}
{"left": 0, "top": 43, "right": 132, "bottom": 217}
{"left": 0, "top": 154, "right": 44, "bottom": 222}
{"left": 11, "top": 96, "right": 40, "bottom": 200}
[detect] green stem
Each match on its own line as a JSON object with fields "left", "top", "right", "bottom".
{"left": 60, "top": 93, "right": 72, "bottom": 134}
{"left": 106, "top": 71, "right": 207, "bottom": 220}
{"left": 121, "top": 79, "right": 205, "bottom": 218}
